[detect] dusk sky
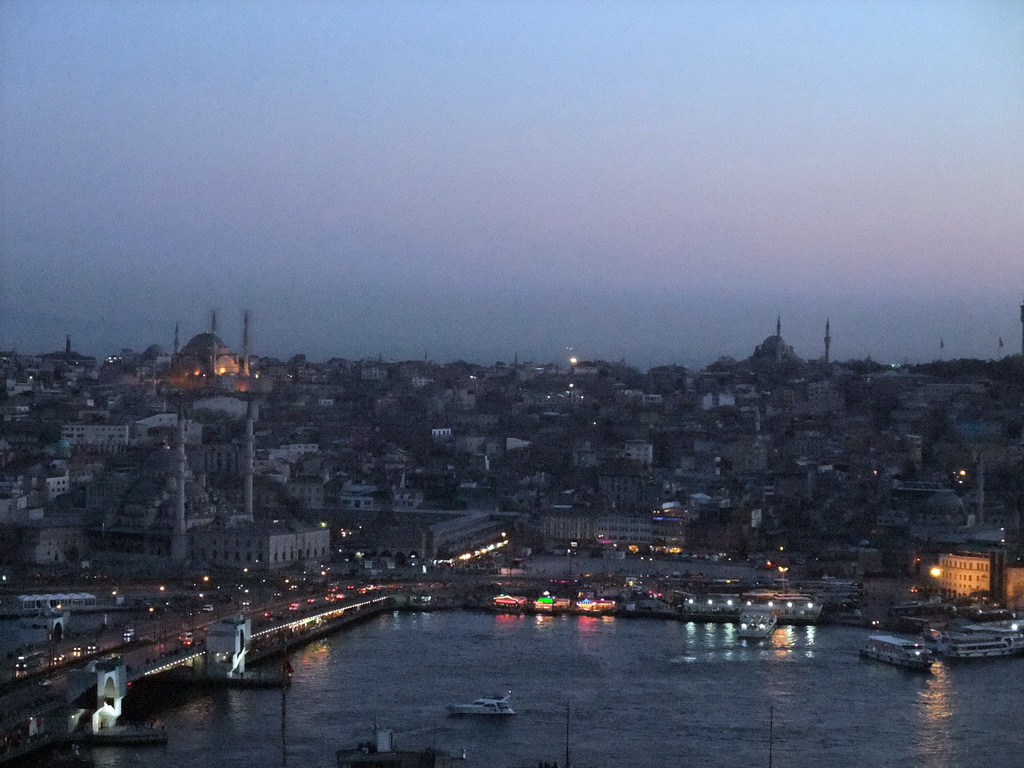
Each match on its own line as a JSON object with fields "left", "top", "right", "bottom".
{"left": 2, "top": 1, "right": 1022, "bottom": 367}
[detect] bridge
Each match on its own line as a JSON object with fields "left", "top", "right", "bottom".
{"left": 0, "top": 594, "right": 395, "bottom": 764}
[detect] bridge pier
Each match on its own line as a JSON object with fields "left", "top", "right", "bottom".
{"left": 206, "top": 616, "right": 251, "bottom": 679}
{"left": 87, "top": 657, "right": 128, "bottom": 733}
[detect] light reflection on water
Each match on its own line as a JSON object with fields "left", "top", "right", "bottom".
{"left": 916, "top": 661, "right": 953, "bottom": 768}
{"left": 111, "top": 612, "right": 1022, "bottom": 768}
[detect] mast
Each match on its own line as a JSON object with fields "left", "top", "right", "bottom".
{"left": 565, "top": 701, "right": 570, "bottom": 768}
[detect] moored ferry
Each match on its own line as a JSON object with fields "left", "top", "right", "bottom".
{"left": 860, "top": 634, "right": 934, "bottom": 671}
{"left": 933, "top": 623, "right": 1024, "bottom": 659}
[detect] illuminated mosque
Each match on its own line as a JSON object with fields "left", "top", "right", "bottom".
{"left": 165, "top": 310, "right": 251, "bottom": 391}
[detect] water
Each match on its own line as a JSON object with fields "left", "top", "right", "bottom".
{"left": 94, "top": 610, "right": 1021, "bottom": 768}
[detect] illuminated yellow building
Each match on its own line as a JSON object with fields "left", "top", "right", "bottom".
{"left": 935, "top": 552, "right": 992, "bottom": 599}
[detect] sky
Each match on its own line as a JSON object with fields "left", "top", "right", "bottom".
{"left": 1, "top": 0, "right": 1022, "bottom": 368}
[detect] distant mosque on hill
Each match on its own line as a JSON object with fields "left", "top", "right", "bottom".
{"left": 165, "top": 310, "right": 253, "bottom": 392}
{"left": 745, "top": 316, "right": 835, "bottom": 372}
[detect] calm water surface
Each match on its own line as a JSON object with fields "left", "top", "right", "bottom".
{"left": 95, "top": 610, "right": 1021, "bottom": 768}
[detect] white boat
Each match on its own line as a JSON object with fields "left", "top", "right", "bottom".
{"left": 934, "top": 624, "right": 1024, "bottom": 659}
{"left": 447, "top": 693, "right": 515, "bottom": 716}
{"left": 737, "top": 609, "right": 777, "bottom": 639}
{"left": 860, "top": 634, "right": 934, "bottom": 671}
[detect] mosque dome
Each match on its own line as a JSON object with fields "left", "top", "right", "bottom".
{"left": 167, "top": 331, "right": 240, "bottom": 388}
{"left": 181, "top": 332, "right": 229, "bottom": 356}
{"left": 925, "top": 490, "right": 966, "bottom": 518}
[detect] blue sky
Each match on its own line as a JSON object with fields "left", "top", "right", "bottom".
{"left": 2, "top": 0, "right": 1022, "bottom": 366}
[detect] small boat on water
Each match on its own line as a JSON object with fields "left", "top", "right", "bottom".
{"left": 737, "top": 609, "right": 777, "bottom": 640}
{"left": 447, "top": 693, "right": 515, "bottom": 716}
{"left": 860, "top": 634, "right": 935, "bottom": 671}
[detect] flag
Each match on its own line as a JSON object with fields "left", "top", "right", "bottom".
{"left": 999, "top": 337, "right": 1004, "bottom": 348}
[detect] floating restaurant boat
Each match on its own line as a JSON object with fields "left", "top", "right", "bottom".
{"left": 860, "top": 634, "right": 935, "bottom": 671}
{"left": 737, "top": 609, "right": 777, "bottom": 639}
{"left": 447, "top": 693, "right": 515, "bottom": 717}
{"left": 680, "top": 591, "right": 821, "bottom": 624}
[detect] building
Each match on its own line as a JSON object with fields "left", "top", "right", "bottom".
{"left": 190, "top": 520, "right": 330, "bottom": 571}
{"left": 934, "top": 552, "right": 995, "bottom": 599}
{"left": 60, "top": 423, "right": 130, "bottom": 454}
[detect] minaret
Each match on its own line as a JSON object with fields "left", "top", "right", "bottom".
{"left": 173, "top": 322, "right": 180, "bottom": 355}
{"left": 171, "top": 413, "right": 189, "bottom": 565}
{"left": 1019, "top": 297, "right": 1024, "bottom": 357}
{"left": 976, "top": 455, "right": 985, "bottom": 528}
{"left": 65, "top": 335, "right": 72, "bottom": 361}
{"left": 243, "top": 397, "right": 255, "bottom": 522}
{"left": 209, "top": 309, "right": 218, "bottom": 378}
{"left": 824, "top": 319, "right": 831, "bottom": 364}
{"left": 775, "top": 317, "right": 782, "bottom": 366}
{"left": 241, "top": 310, "right": 251, "bottom": 378}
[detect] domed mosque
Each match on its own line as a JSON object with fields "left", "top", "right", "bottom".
{"left": 748, "top": 317, "right": 804, "bottom": 369}
{"left": 165, "top": 310, "right": 250, "bottom": 391}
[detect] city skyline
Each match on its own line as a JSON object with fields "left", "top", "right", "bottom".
{"left": 2, "top": 1, "right": 1022, "bottom": 366}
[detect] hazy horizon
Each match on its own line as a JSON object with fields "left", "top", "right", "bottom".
{"left": 2, "top": 1, "right": 1022, "bottom": 368}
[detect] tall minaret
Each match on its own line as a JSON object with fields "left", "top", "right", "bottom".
{"left": 243, "top": 396, "right": 255, "bottom": 522}
{"left": 976, "top": 455, "right": 985, "bottom": 528}
{"left": 173, "top": 322, "right": 180, "bottom": 355}
{"left": 775, "top": 316, "right": 782, "bottom": 366}
{"left": 65, "top": 335, "right": 72, "bottom": 361}
{"left": 824, "top": 318, "right": 831, "bottom": 364}
{"left": 1019, "top": 297, "right": 1024, "bottom": 357}
{"left": 209, "top": 309, "right": 218, "bottom": 377}
{"left": 171, "top": 413, "right": 189, "bottom": 565}
{"left": 241, "top": 310, "right": 251, "bottom": 378}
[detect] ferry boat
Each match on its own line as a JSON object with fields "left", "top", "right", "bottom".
{"left": 737, "top": 609, "right": 777, "bottom": 639}
{"left": 860, "top": 634, "right": 935, "bottom": 671}
{"left": 933, "top": 624, "right": 1024, "bottom": 659}
{"left": 447, "top": 693, "right": 515, "bottom": 716}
